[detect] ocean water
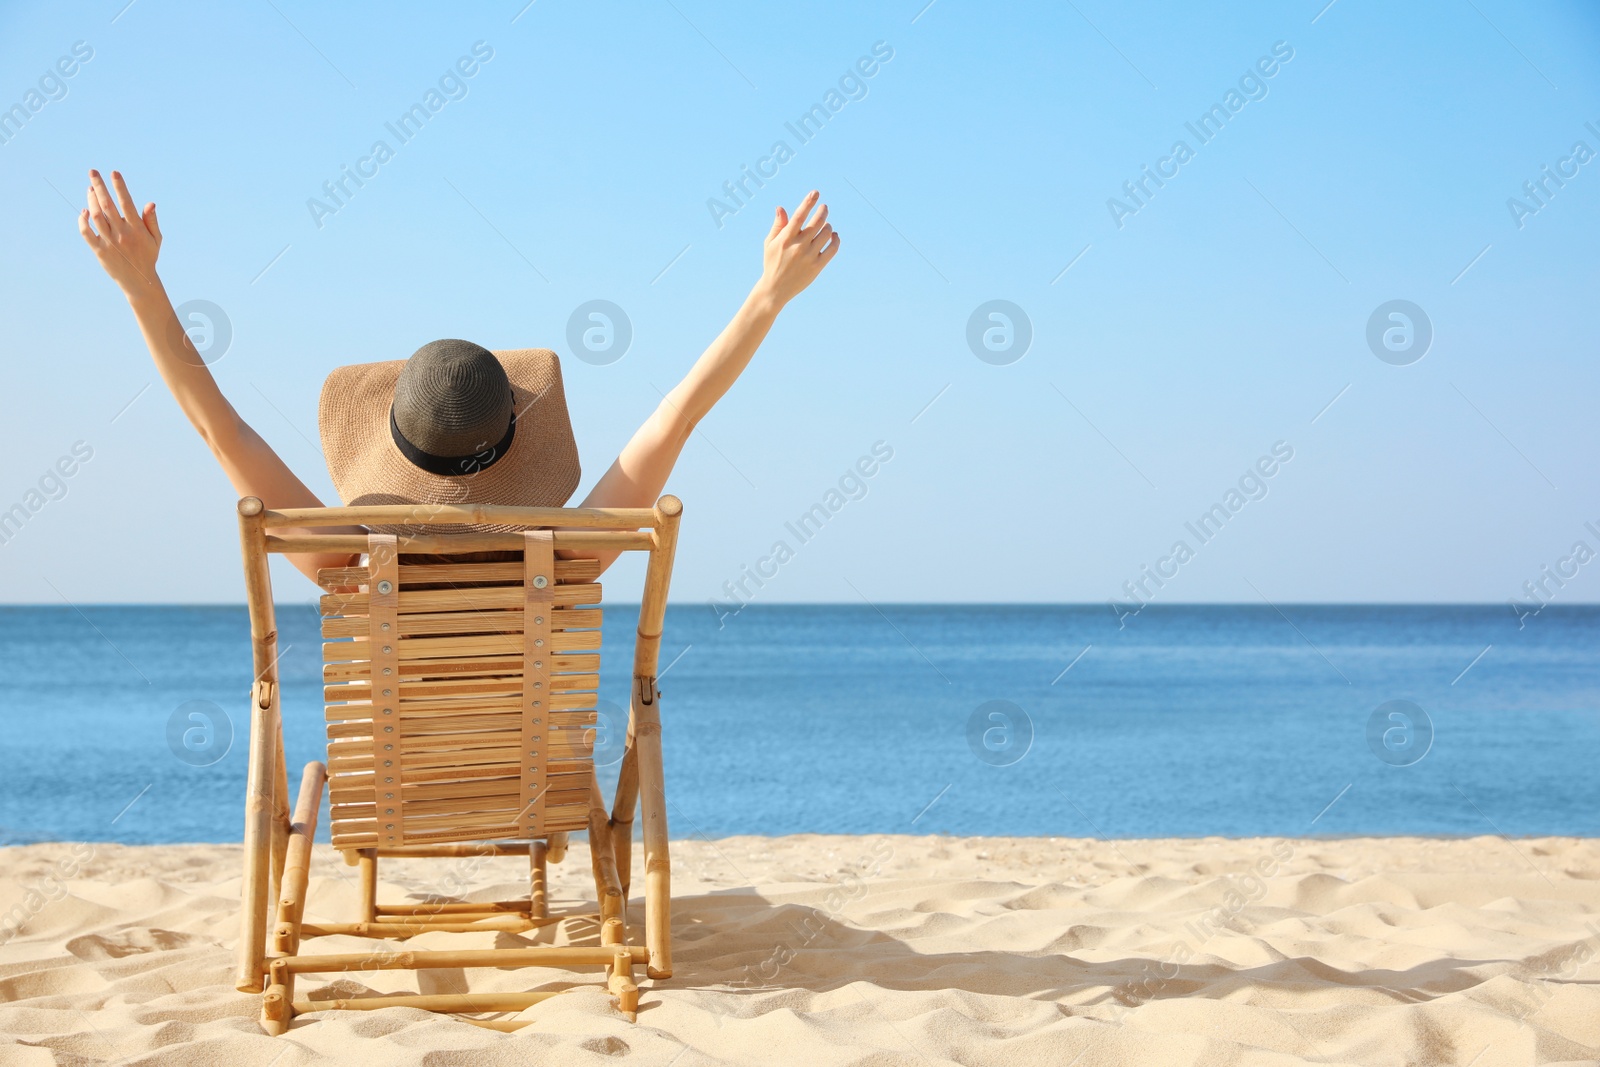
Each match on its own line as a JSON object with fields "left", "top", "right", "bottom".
{"left": 0, "top": 604, "right": 1595, "bottom": 844}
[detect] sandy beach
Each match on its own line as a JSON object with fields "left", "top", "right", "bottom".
{"left": 1, "top": 834, "right": 1597, "bottom": 1065}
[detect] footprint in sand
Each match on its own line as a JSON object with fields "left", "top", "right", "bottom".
{"left": 65, "top": 928, "right": 204, "bottom": 960}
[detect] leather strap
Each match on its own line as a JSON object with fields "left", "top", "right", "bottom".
{"left": 519, "top": 530, "right": 556, "bottom": 837}
{"left": 367, "top": 534, "right": 404, "bottom": 845}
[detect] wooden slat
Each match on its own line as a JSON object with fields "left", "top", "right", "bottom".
{"left": 318, "top": 558, "right": 602, "bottom": 590}
{"left": 330, "top": 760, "right": 585, "bottom": 788}
{"left": 332, "top": 750, "right": 593, "bottom": 776}
{"left": 330, "top": 733, "right": 593, "bottom": 763}
{"left": 329, "top": 776, "right": 593, "bottom": 810}
{"left": 329, "top": 712, "right": 593, "bottom": 742}
{"left": 334, "top": 794, "right": 590, "bottom": 833}
{"left": 321, "top": 583, "right": 600, "bottom": 616}
{"left": 321, "top": 613, "right": 603, "bottom": 641}
{"left": 325, "top": 633, "right": 600, "bottom": 661}
{"left": 332, "top": 818, "right": 557, "bottom": 844}
{"left": 332, "top": 814, "right": 589, "bottom": 849}
{"left": 270, "top": 531, "right": 650, "bottom": 554}
{"left": 345, "top": 778, "right": 522, "bottom": 804}
{"left": 324, "top": 652, "right": 601, "bottom": 675}
{"left": 268, "top": 503, "right": 655, "bottom": 529}
{"left": 329, "top": 715, "right": 516, "bottom": 740}
{"left": 328, "top": 753, "right": 589, "bottom": 779}
{"left": 325, "top": 672, "right": 598, "bottom": 705}
{"left": 327, "top": 700, "right": 596, "bottom": 724}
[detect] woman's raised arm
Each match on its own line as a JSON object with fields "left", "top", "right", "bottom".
{"left": 78, "top": 169, "right": 357, "bottom": 582}
{"left": 575, "top": 191, "right": 841, "bottom": 570}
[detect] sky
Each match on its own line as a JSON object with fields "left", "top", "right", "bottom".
{"left": 0, "top": 0, "right": 1596, "bottom": 607}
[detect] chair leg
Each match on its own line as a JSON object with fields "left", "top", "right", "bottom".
{"left": 588, "top": 776, "right": 625, "bottom": 941}
{"left": 547, "top": 832, "right": 569, "bottom": 863}
{"left": 268, "top": 730, "right": 291, "bottom": 917}
{"left": 261, "top": 959, "right": 295, "bottom": 1035}
{"left": 272, "top": 762, "right": 327, "bottom": 957}
{"left": 357, "top": 849, "right": 378, "bottom": 922}
{"left": 236, "top": 679, "right": 280, "bottom": 994}
{"left": 610, "top": 738, "right": 639, "bottom": 901}
{"left": 530, "top": 840, "right": 549, "bottom": 920}
{"left": 633, "top": 676, "right": 672, "bottom": 979}
{"left": 608, "top": 946, "right": 639, "bottom": 1021}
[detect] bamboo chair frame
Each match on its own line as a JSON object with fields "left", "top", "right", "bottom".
{"left": 233, "top": 495, "right": 683, "bottom": 1034}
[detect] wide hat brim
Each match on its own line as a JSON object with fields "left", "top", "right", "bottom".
{"left": 318, "top": 348, "right": 581, "bottom": 531}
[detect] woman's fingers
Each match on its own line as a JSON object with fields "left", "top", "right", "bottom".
{"left": 110, "top": 170, "right": 139, "bottom": 222}
{"left": 820, "top": 231, "right": 842, "bottom": 262}
{"left": 77, "top": 209, "right": 103, "bottom": 248}
{"left": 769, "top": 205, "right": 787, "bottom": 238}
{"left": 809, "top": 222, "right": 834, "bottom": 249}
{"left": 88, "top": 170, "right": 122, "bottom": 225}
{"left": 786, "top": 190, "right": 819, "bottom": 234}
{"left": 803, "top": 202, "right": 829, "bottom": 235}
{"left": 85, "top": 185, "right": 113, "bottom": 234}
{"left": 143, "top": 203, "right": 161, "bottom": 242}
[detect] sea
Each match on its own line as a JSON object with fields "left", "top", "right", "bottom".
{"left": 0, "top": 604, "right": 1596, "bottom": 844}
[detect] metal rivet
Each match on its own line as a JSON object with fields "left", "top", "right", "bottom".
{"left": 382, "top": 667, "right": 392, "bottom": 676}
{"left": 382, "top": 645, "right": 392, "bottom": 654}
{"left": 377, "top": 580, "right": 393, "bottom": 594}
{"left": 532, "top": 681, "right": 543, "bottom": 689}
{"left": 532, "top": 575, "right": 548, "bottom": 589}
{"left": 383, "top": 688, "right": 392, "bottom": 697}
{"left": 532, "top": 717, "right": 541, "bottom": 724}
{"left": 381, "top": 622, "right": 391, "bottom": 631}
{"left": 383, "top": 762, "right": 392, "bottom": 768}
{"left": 385, "top": 792, "right": 394, "bottom": 799}
{"left": 383, "top": 725, "right": 393, "bottom": 733}
{"left": 385, "top": 808, "right": 394, "bottom": 815}
{"left": 534, "top": 660, "right": 543, "bottom": 668}
{"left": 534, "top": 639, "right": 544, "bottom": 647}
{"left": 382, "top": 708, "right": 392, "bottom": 715}
{"left": 384, "top": 744, "right": 393, "bottom": 751}
{"left": 385, "top": 776, "right": 394, "bottom": 783}
{"left": 385, "top": 823, "right": 395, "bottom": 829}
{"left": 533, "top": 701, "right": 541, "bottom": 708}
{"left": 534, "top": 616, "right": 544, "bottom": 625}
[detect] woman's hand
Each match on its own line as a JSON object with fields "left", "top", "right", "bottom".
{"left": 78, "top": 169, "right": 162, "bottom": 297}
{"left": 758, "top": 190, "right": 841, "bottom": 307}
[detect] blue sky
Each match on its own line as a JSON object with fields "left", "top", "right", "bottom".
{"left": 0, "top": 0, "right": 1596, "bottom": 606}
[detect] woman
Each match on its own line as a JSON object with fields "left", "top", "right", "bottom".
{"left": 77, "top": 169, "right": 841, "bottom": 579}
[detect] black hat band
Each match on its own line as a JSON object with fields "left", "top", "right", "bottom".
{"left": 389, "top": 403, "right": 516, "bottom": 477}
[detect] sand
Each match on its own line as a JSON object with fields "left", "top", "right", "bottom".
{"left": 0, "top": 834, "right": 1597, "bottom": 1065}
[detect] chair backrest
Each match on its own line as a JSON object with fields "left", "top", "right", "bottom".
{"left": 236, "top": 498, "right": 682, "bottom": 853}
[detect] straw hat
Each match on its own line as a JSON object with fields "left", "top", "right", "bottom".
{"left": 318, "top": 340, "right": 580, "bottom": 531}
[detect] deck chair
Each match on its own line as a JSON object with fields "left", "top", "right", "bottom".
{"left": 230, "top": 495, "right": 683, "bottom": 1034}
